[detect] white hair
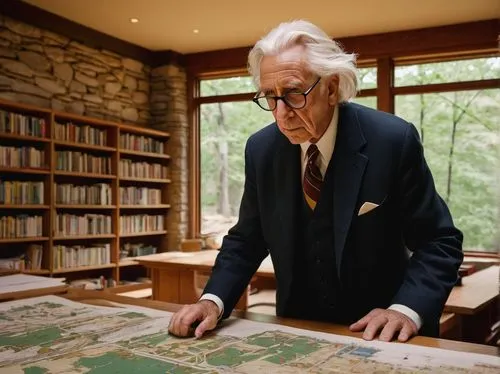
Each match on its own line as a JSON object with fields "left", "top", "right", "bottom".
{"left": 248, "top": 20, "right": 359, "bottom": 102}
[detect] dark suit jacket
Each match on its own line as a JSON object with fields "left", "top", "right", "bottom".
{"left": 203, "top": 102, "right": 464, "bottom": 336}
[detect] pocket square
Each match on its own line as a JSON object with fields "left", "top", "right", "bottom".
{"left": 358, "top": 202, "right": 379, "bottom": 216}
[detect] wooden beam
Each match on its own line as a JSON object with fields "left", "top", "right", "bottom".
{"left": 377, "top": 58, "right": 394, "bottom": 113}
{"left": 188, "top": 76, "right": 200, "bottom": 237}
{"left": 393, "top": 79, "right": 500, "bottom": 95}
{"left": 186, "top": 47, "right": 252, "bottom": 75}
{"left": 195, "top": 92, "right": 255, "bottom": 105}
{"left": 339, "top": 20, "right": 499, "bottom": 60}
{"left": 185, "top": 20, "right": 499, "bottom": 75}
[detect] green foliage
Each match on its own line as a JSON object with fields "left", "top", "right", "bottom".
{"left": 200, "top": 99, "right": 273, "bottom": 216}
{"left": 200, "top": 76, "right": 255, "bottom": 97}
{"left": 395, "top": 57, "right": 499, "bottom": 251}
{"left": 358, "top": 67, "right": 377, "bottom": 90}
{"left": 200, "top": 57, "right": 499, "bottom": 252}
{"left": 395, "top": 57, "right": 499, "bottom": 86}
{"left": 352, "top": 96, "right": 377, "bottom": 109}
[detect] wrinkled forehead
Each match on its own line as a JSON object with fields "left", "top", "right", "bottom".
{"left": 258, "top": 46, "right": 314, "bottom": 91}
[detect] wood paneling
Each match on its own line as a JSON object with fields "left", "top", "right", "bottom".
{"left": 185, "top": 20, "right": 499, "bottom": 75}
{"left": 339, "top": 20, "right": 499, "bottom": 60}
{"left": 185, "top": 47, "right": 252, "bottom": 74}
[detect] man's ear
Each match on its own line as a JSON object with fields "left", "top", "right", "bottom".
{"left": 327, "top": 75, "right": 340, "bottom": 105}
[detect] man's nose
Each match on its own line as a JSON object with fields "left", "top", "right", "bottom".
{"left": 274, "top": 99, "right": 290, "bottom": 121}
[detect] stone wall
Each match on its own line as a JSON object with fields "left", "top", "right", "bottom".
{"left": 0, "top": 15, "right": 150, "bottom": 123}
{"left": 0, "top": 15, "right": 189, "bottom": 251}
{"left": 151, "top": 65, "right": 189, "bottom": 250}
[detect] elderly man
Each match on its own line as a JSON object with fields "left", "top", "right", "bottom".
{"left": 169, "top": 20, "right": 463, "bottom": 342}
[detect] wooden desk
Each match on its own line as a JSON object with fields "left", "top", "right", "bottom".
{"left": 0, "top": 284, "right": 68, "bottom": 302}
{"left": 64, "top": 289, "right": 499, "bottom": 357}
{"left": 135, "top": 250, "right": 273, "bottom": 309}
{"left": 0, "top": 274, "right": 68, "bottom": 302}
{"left": 136, "top": 251, "right": 499, "bottom": 342}
{"left": 444, "top": 265, "right": 499, "bottom": 344}
{"left": 445, "top": 265, "right": 498, "bottom": 315}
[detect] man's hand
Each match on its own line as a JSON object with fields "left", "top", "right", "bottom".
{"left": 168, "top": 300, "right": 220, "bottom": 338}
{"left": 349, "top": 308, "right": 418, "bottom": 342}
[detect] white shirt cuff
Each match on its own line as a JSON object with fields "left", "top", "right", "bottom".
{"left": 389, "top": 304, "right": 423, "bottom": 330}
{"left": 199, "top": 293, "right": 224, "bottom": 320}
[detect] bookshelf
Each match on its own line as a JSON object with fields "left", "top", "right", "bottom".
{"left": 0, "top": 98, "right": 170, "bottom": 284}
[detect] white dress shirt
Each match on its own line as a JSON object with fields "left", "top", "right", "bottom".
{"left": 201, "top": 105, "right": 422, "bottom": 330}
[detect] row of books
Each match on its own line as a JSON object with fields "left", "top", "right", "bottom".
{"left": 0, "top": 215, "right": 43, "bottom": 238}
{"left": 0, "top": 257, "right": 25, "bottom": 270}
{"left": 55, "top": 214, "right": 112, "bottom": 236}
{"left": 120, "top": 133, "right": 164, "bottom": 153}
{"left": 0, "top": 146, "right": 45, "bottom": 168}
{"left": 54, "top": 122, "right": 107, "bottom": 146}
{"left": 120, "top": 243, "right": 157, "bottom": 258}
{"left": 0, "top": 112, "right": 166, "bottom": 152}
{"left": 0, "top": 182, "right": 166, "bottom": 206}
{"left": 119, "top": 160, "right": 168, "bottom": 179}
{"left": 0, "top": 181, "right": 44, "bottom": 204}
{"left": 55, "top": 151, "right": 111, "bottom": 174}
{"left": 120, "top": 187, "right": 162, "bottom": 205}
{"left": 0, "top": 241, "right": 158, "bottom": 272}
{"left": 120, "top": 214, "right": 164, "bottom": 234}
{"left": 55, "top": 183, "right": 112, "bottom": 205}
{"left": 0, "top": 111, "right": 47, "bottom": 138}
{"left": 53, "top": 243, "right": 111, "bottom": 269}
{"left": 24, "top": 243, "right": 44, "bottom": 270}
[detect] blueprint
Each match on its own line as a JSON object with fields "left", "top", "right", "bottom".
{"left": 0, "top": 295, "right": 498, "bottom": 373}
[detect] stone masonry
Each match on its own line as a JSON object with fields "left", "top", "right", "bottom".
{"left": 0, "top": 15, "right": 150, "bottom": 123}
{"left": 0, "top": 15, "right": 188, "bottom": 250}
{"left": 151, "top": 65, "right": 189, "bottom": 250}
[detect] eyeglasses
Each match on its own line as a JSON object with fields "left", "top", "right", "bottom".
{"left": 253, "top": 77, "right": 321, "bottom": 111}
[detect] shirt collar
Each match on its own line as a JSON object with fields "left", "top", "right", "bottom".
{"left": 300, "top": 105, "right": 339, "bottom": 165}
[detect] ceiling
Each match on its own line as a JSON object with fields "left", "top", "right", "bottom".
{"left": 22, "top": 0, "right": 500, "bottom": 54}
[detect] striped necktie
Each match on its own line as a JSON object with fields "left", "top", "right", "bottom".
{"left": 303, "top": 144, "right": 323, "bottom": 210}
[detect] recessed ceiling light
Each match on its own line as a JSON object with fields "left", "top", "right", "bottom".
{"left": 130, "top": 18, "right": 139, "bottom": 23}
{"left": 193, "top": 29, "right": 199, "bottom": 34}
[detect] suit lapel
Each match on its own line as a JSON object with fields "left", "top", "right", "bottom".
{"left": 332, "top": 103, "right": 368, "bottom": 275}
{"left": 271, "top": 103, "right": 368, "bottom": 296}
{"left": 273, "top": 134, "right": 301, "bottom": 292}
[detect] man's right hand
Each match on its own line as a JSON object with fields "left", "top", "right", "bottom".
{"left": 168, "top": 300, "right": 220, "bottom": 338}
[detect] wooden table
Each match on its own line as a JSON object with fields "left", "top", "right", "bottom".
{"left": 445, "top": 265, "right": 498, "bottom": 315}
{"left": 0, "top": 284, "right": 68, "bottom": 302}
{"left": 136, "top": 251, "right": 499, "bottom": 342}
{"left": 135, "top": 250, "right": 273, "bottom": 309}
{"left": 0, "top": 273, "right": 68, "bottom": 302}
{"left": 444, "top": 265, "right": 499, "bottom": 344}
{"left": 64, "top": 289, "right": 499, "bottom": 357}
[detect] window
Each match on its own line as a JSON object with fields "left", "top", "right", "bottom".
{"left": 351, "top": 96, "right": 377, "bottom": 109}
{"left": 200, "top": 76, "right": 255, "bottom": 97}
{"left": 199, "top": 78, "right": 273, "bottom": 245}
{"left": 358, "top": 67, "right": 377, "bottom": 90}
{"left": 352, "top": 67, "right": 377, "bottom": 109}
{"left": 395, "top": 57, "right": 499, "bottom": 252}
{"left": 395, "top": 57, "right": 499, "bottom": 86}
{"left": 192, "top": 50, "right": 498, "bottom": 254}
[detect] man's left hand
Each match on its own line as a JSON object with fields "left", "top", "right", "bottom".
{"left": 349, "top": 308, "right": 418, "bottom": 342}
